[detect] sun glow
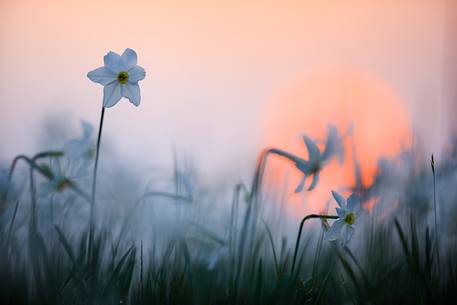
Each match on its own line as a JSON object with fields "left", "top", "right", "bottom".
{"left": 261, "top": 67, "right": 412, "bottom": 216}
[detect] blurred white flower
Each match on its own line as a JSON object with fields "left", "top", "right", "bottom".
{"left": 295, "top": 125, "right": 345, "bottom": 192}
{"left": 87, "top": 48, "right": 146, "bottom": 107}
{"left": 325, "top": 191, "right": 361, "bottom": 245}
{"left": 320, "top": 125, "right": 345, "bottom": 165}
{"left": 63, "top": 120, "right": 95, "bottom": 177}
{"left": 272, "top": 125, "right": 344, "bottom": 192}
{"left": 40, "top": 161, "right": 72, "bottom": 195}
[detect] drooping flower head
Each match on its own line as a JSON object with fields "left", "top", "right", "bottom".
{"left": 325, "top": 190, "right": 362, "bottom": 245}
{"left": 39, "top": 161, "right": 72, "bottom": 195}
{"left": 269, "top": 125, "right": 345, "bottom": 192}
{"left": 87, "top": 48, "right": 146, "bottom": 107}
{"left": 320, "top": 125, "right": 345, "bottom": 165}
{"left": 293, "top": 125, "right": 345, "bottom": 192}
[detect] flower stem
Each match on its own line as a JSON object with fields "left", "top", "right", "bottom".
{"left": 431, "top": 154, "right": 440, "bottom": 267}
{"left": 232, "top": 148, "right": 272, "bottom": 304}
{"left": 291, "top": 214, "right": 339, "bottom": 274}
{"left": 29, "top": 152, "right": 60, "bottom": 233}
{"left": 5, "top": 153, "right": 90, "bottom": 251}
{"left": 29, "top": 166, "right": 37, "bottom": 232}
{"left": 89, "top": 106, "right": 105, "bottom": 253}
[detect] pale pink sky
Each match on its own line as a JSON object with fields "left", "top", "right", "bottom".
{"left": 0, "top": 0, "right": 452, "bottom": 184}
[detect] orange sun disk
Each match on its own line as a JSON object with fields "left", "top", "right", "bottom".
{"left": 261, "top": 67, "right": 411, "bottom": 217}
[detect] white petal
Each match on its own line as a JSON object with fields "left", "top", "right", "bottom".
{"left": 54, "top": 160, "right": 63, "bottom": 176}
{"left": 63, "top": 140, "right": 85, "bottom": 159}
{"left": 128, "top": 65, "right": 146, "bottom": 82}
{"left": 74, "top": 159, "right": 92, "bottom": 178}
{"left": 303, "top": 135, "right": 321, "bottom": 162}
{"left": 103, "top": 82, "right": 122, "bottom": 107}
{"left": 294, "top": 176, "right": 306, "bottom": 193}
{"left": 39, "top": 181, "right": 55, "bottom": 197}
{"left": 343, "top": 226, "right": 355, "bottom": 245}
{"left": 295, "top": 159, "right": 311, "bottom": 175}
{"left": 321, "top": 125, "right": 338, "bottom": 162}
{"left": 121, "top": 48, "right": 138, "bottom": 70}
{"left": 121, "top": 83, "right": 141, "bottom": 106}
{"left": 87, "top": 67, "right": 116, "bottom": 85}
{"left": 81, "top": 120, "right": 93, "bottom": 140}
{"left": 336, "top": 207, "right": 345, "bottom": 218}
{"left": 325, "top": 219, "right": 344, "bottom": 241}
{"left": 347, "top": 194, "right": 361, "bottom": 213}
{"left": 104, "top": 51, "right": 122, "bottom": 72}
{"left": 331, "top": 190, "right": 346, "bottom": 208}
{"left": 307, "top": 173, "right": 320, "bottom": 191}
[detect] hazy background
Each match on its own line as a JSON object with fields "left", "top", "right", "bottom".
{"left": 0, "top": 0, "right": 455, "bottom": 187}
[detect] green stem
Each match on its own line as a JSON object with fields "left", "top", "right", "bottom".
{"left": 29, "top": 152, "right": 61, "bottom": 233}
{"left": 89, "top": 106, "right": 105, "bottom": 254}
{"left": 291, "top": 214, "right": 339, "bottom": 274}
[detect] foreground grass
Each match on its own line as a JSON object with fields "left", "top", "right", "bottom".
{"left": 1, "top": 146, "right": 457, "bottom": 305}
{"left": 1, "top": 194, "right": 456, "bottom": 305}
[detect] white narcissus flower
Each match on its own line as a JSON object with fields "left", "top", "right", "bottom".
{"left": 320, "top": 125, "right": 345, "bottom": 165}
{"left": 272, "top": 125, "right": 344, "bottom": 192}
{"left": 63, "top": 120, "right": 95, "bottom": 177}
{"left": 325, "top": 191, "right": 362, "bottom": 245}
{"left": 39, "top": 161, "right": 72, "bottom": 195}
{"left": 87, "top": 48, "right": 146, "bottom": 107}
{"left": 294, "top": 125, "right": 345, "bottom": 192}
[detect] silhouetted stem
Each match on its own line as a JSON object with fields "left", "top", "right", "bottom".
{"left": 29, "top": 152, "right": 61, "bottom": 232}
{"left": 6, "top": 154, "right": 91, "bottom": 205}
{"left": 233, "top": 147, "right": 310, "bottom": 303}
{"left": 431, "top": 154, "right": 440, "bottom": 267}
{"left": 234, "top": 148, "right": 291, "bottom": 303}
{"left": 29, "top": 166, "right": 37, "bottom": 231}
{"left": 291, "top": 214, "right": 339, "bottom": 274}
{"left": 6, "top": 200, "right": 19, "bottom": 251}
{"left": 89, "top": 106, "right": 105, "bottom": 255}
{"left": 5, "top": 152, "right": 90, "bottom": 249}
{"left": 140, "top": 240, "right": 144, "bottom": 302}
{"left": 3, "top": 151, "right": 62, "bottom": 204}
{"left": 135, "top": 191, "right": 192, "bottom": 205}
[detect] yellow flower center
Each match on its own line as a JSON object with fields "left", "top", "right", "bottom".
{"left": 344, "top": 213, "right": 355, "bottom": 225}
{"left": 117, "top": 71, "right": 129, "bottom": 84}
{"left": 321, "top": 218, "right": 330, "bottom": 230}
{"left": 56, "top": 178, "right": 71, "bottom": 192}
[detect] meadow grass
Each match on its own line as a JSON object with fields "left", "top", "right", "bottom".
{"left": 1, "top": 144, "right": 456, "bottom": 305}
